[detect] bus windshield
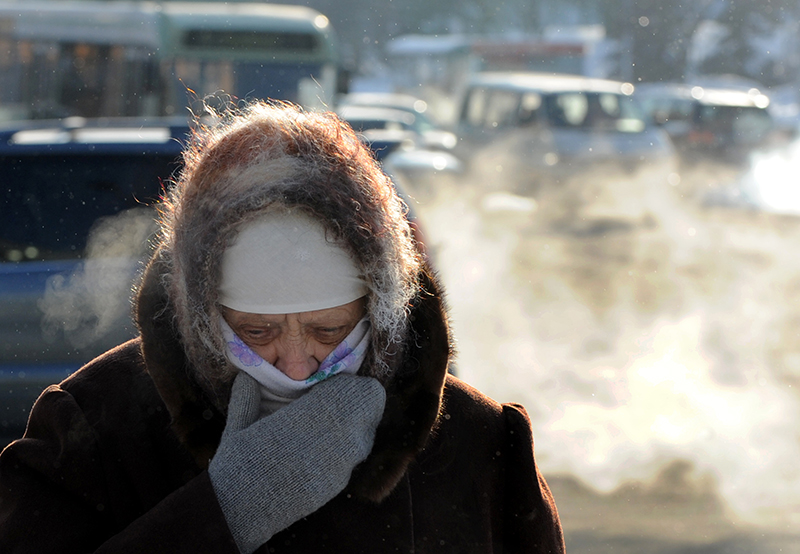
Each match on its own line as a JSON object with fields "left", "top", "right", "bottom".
{"left": 0, "top": 2, "right": 339, "bottom": 122}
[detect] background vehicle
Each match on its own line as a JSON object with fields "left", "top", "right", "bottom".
{"left": 336, "top": 92, "right": 457, "bottom": 150}
{"left": 336, "top": 103, "right": 463, "bottom": 213}
{"left": 635, "top": 82, "right": 776, "bottom": 164}
{"left": 0, "top": 117, "right": 189, "bottom": 439}
{"left": 337, "top": 92, "right": 435, "bottom": 122}
{"left": 455, "top": 72, "right": 675, "bottom": 192}
{"left": 336, "top": 104, "right": 424, "bottom": 160}
{"left": 0, "top": 1, "right": 339, "bottom": 122}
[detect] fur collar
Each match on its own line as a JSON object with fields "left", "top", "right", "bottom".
{"left": 136, "top": 247, "right": 452, "bottom": 502}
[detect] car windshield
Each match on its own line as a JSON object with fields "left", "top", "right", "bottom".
{"left": 698, "top": 104, "right": 772, "bottom": 135}
{"left": 545, "top": 92, "right": 646, "bottom": 132}
{"left": 345, "top": 118, "right": 413, "bottom": 132}
{"left": 1, "top": 153, "right": 177, "bottom": 261}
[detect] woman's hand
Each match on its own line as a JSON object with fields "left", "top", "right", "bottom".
{"left": 208, "top": 371, "right": 385, "bottom": 554}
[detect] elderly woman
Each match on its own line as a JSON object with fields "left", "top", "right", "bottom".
{"left": 0, "top": 102, "right": 564, "bottom": 553}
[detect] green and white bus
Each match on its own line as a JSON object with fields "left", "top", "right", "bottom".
{"left": 0, "top": 1, "right": 340, "bottom": 121}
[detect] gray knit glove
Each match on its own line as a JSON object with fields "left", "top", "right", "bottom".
{"left": 208, "top": 371, "right": 386, "bottom": 554}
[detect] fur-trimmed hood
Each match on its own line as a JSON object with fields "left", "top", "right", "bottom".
{"left": 136, "top": 247, "right": 452, "bottom": 502}
{"left": 133, "top": 103, "right": 454, "bottom": 502}
{"left": 155, "top": 103, "right": 422, "bottom": 408}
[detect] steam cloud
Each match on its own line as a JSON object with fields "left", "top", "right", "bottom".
{"left": 407, "top": 144, "right": 800, "bottom": 532}
{"left": 38, "top": 208, "right": 157, "bottom": 349}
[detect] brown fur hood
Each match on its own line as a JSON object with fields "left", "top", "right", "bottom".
{"left": 133, "top": 103, "right": 454, "bottom": 502}
{"left": 155, "top": 104, "right": 423, "bottom": 402}
{"left": 136, "top": 246, "right": 452, "bottom": 503}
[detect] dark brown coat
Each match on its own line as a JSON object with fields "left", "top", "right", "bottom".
{"left": 0, "top": 261, "right": 565, "bottom": 553}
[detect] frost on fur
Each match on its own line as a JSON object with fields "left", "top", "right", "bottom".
{"left": 153, "top": 101, "right": 422, "bottom": 391}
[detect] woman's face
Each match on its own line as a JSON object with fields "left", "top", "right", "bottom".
{"left": 221, "top": 297, "right": 366, "bottom": 381}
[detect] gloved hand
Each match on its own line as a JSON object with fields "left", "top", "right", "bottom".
{"left": 208, "top": 371, "right": 386, "bottom": 554}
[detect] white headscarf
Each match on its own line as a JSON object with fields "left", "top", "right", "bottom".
{"left": 218, "top": 209, "right": 368, "bottom": 314}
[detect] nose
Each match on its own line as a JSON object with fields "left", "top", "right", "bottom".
{"left": 273, "top": 334, "right": 319, "bottom": 381}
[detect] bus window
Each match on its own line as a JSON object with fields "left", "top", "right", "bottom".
{"left": 0, "top": 38, "right": 163, "bottom": 120}
{"left": 0, "top": 2, "right": 339, "bottom": 122}
{"left": 171, "top": 59, "right": 236, "bottom": 109}
{"left": 168, "top": 59, "right": 331, "bottom": 112}
{"left": 58, "top": 44, "right": 109, "bottom": 118}
{"left": 181, "top": 29, "right": 319, "bottom": 53}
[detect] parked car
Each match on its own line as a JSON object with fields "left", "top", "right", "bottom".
{"left": 337, "top": 92, "right": 434, "bottom": 119}
{"left": 337, "top": 93, "right": 458, "bottom": 151}
{"left": 0, "top": 117, "right": 189, "bottom": 439}
{"left": 336, "top": 105, "right": 424, "bottom": 161}
{"left": 455, "top": 72, "right": 675, "bottom": 192}
{"left": 635, "top": 82, "right": 776, "bottom": 164}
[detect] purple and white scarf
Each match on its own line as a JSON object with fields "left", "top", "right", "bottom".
{"left": 220, "top": 316, "right": 371, "bottom": 415}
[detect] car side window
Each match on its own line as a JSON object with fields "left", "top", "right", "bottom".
{"left": 653, "top": 98, "right": 692, "bottom": 123}
{"left": 518, "top": 92, "right": 542, "bottom": 126}
{"left": 484, "top": 90, "right": 520, "bottom": 129}
{"left": 732, "top": 107, "right": 771, "bottom": 139}
{"left": 463, "top": 88, "right": 488, "bottom": 129}
{"left": 597, "top": 93, "right": 622, "bottom": 118}
{"left": 547, "top": 93, "right": 589, "bottom": 127}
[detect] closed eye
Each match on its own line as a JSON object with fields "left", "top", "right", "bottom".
{"left": 239, "top": 327, "right": 279, "bottom": 345}
{"left": 312, "top": 326, "right": 349, "bottom": 344}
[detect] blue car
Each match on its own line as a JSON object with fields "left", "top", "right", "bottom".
{"left": 0, "top": 117, "right": 189, "bottom": 441}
